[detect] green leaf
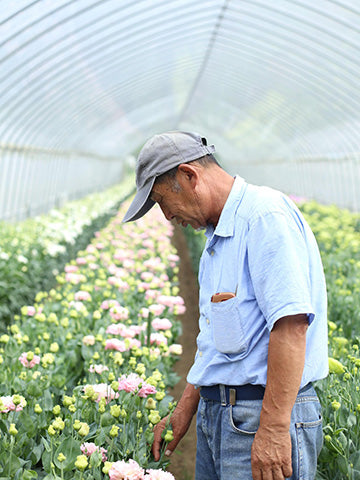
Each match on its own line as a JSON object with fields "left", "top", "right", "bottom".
{"left": 54, "top": 437, "right": 79, "bottom": 472}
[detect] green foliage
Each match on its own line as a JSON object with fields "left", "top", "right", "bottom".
{"left": 0, "top": 179, "right": 134, "bottom": 330}
{"left": 0, "top": 203, "right": 181, "bottom": 478}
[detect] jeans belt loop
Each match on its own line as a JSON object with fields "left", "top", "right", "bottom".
{"left": 219, "top": 384, "right": 226, "bottom": 406}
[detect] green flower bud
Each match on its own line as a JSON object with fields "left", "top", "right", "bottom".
{"left": 110, "top": 405, "right": 121, "bottom": 418}
{"left": 328, "top": 358, "right": 345, "bottom": 374}
{"left": 9, "top": 423, "right": 18, "bottom": 436}
{"left": 109, "top": 425, "right": 119, "bottom": 438}
{"left": 57, "top": 453, "right": 66, "bottom": 463}
{"left": 75, "top": 455, "right": 88, "bottom": 471}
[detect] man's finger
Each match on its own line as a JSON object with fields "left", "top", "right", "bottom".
{"left": 282, "top": 463, "right": 292, "bottom": 478}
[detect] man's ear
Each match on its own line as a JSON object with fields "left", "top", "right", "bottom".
{"left": 177, "top": 163, "right": 199, "bottom": 187}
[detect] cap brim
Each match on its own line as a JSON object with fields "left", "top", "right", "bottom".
{"left": 122, "top": 178, "right": 156, "bottom": 223}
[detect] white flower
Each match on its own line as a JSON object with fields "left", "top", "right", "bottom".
{"left": 17, "top": 255, "right": 28, "bottom": 264}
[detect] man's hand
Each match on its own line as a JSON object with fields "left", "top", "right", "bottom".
{"left": 151, "top": 406, "right": 194, "bottom": 461}
{"left": 251, "top": 426, "right": 292, "bottom": 480}
{"left": 151, "top": 383, "right": 200, "bottom": 461}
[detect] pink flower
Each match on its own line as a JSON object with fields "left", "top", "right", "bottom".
{"left": 110, "top": 306, "right": 129, "bottom": 321}
{"left": 76, "top": 257, "right": 87, "bottom": 265}
{"left": 109, "top": 459, "right": 145, "bottom": 480}
{"left": 19, "top": 352, "right": 40, "bottom": 368}
{"left": 117, "top": 373, "right": 142, "bottom": 393}
{"left": 105, "top": 338, "right": 126, "bottom": 352}
{"left": 65, "top": 265, "right": 78, "bottom": 273}
{"left": 151, "top": 318, "right": 172, "bottom": 331}
{"left": 83, "top": 384, "right": 118, "bottom": 403}
{"left": 138, "top": 383, "right": 157, "bottom": 398}
{"left": 101, "top": 300, "right": 120, "bottom": 310}
{"left": 25, "top": 306, "right": 36, "bottom": 316}
{"left": 0, "top": 395, "right": 26, "bottom": 413}
{"left": 144, "top": 470, "right": 175, "bottom": 480}
{"left": 117, "top": 374, "right": 157, "bottom": 398}
{"left": 74, "top": 291, "right": 91, "bottom": 301}
{"left": 106, "top": 323, "right": 127, "bottom": 335}
{"left": 150, "top": 333, "right": 168, "bottom": 346}
{"left": 80, "top": 442, "right": 107, "bottom": 461}
{"left": 148, "top": 304, "right": 165, "bottom": 316}
{"left": 65, "top": 273, "right": 86, "bottom": 284}
{"left": 89, "top": 364, "right": 109, "bottom": 374}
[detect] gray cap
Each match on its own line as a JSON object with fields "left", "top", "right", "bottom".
{"left": 122, "top": 131, "right": 215, "bottom": 222}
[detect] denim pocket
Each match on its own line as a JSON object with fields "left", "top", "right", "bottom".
{"left": 292, "top": 398, "right": 323, "bottom": 480}
{"left": 210, "top": 296, "right": 248, "bottom": 354}
{"left": 229, "top": 401, "right": 261, "bottom": 435}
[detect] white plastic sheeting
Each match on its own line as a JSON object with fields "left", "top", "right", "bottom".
{"left": 1, "top": 0, "right": 360, "bottom": 219}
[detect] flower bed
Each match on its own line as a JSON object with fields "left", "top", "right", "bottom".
{"left": 0, "top": 178, "right": 134, "bottom": 329}
{"left": 0, "top": 203, "right": 183, "bottom": 479}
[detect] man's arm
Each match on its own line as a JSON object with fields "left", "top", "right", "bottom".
{"left": 251, "top": 314, "right": 308, "bottom": 480}
{"left": 152, "top": 382, "right": 200, "bottom": 461}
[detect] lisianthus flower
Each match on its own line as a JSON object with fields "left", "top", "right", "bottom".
{"left": 149, "top": 333, "right": 168, "bottom": 346}
{"left": 19, "top": 352, "right": 40, "bottom": 368}
{"left": 110, "top": 306, "right": 129, "bottom": 321}
{"left": 101, "top": 300, "right": 120, "bottom": 310}
{"left": 108, "top": 458, "right": 145, "bottom": 480}
{"left": 74, "top": 291, "right": 92, "bottom": 301}
{"left": 151, "top": 318, "right": 172, "bottom": 331}
{"left": 82, "top": 335, "right": 95, "bottom": 346}
{"left": 148, "top": 304, "right": 165, "bottom": 316}
{"left": 89, "top": 364, "right": 109, "bottom": 374}
{"left": 81, "top": 442, "right": 107, "bottom": 462}
{"left": 105, "top": 338, "right": 126, "bottom": 352}
{"left": 83, "top": 384, "right": 118, "bottom": 403}
{"left": 144, "top": 470, "right": 175, "bottom": 480}
{"left": 65, "top": 265, "right": 78, "bottom": 273}
{"left": 0, "top": 395, "right": 26, "bottom": 413}
{"left": 167, "top": 344, "right": 183, "bottom": 355}
{"left": 117, "top": 373, "right": 157, "bottom": 398}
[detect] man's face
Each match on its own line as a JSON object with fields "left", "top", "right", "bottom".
{"left": 150, "top": 171, "right": 207, "bottom": 230}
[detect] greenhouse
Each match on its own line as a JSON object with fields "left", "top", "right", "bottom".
{"left": 0, "top": 1, "right": 359, "bottom": 479}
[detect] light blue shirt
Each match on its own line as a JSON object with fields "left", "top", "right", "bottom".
{"left": 187, "top": 176, "right": 328, "bottom": 388}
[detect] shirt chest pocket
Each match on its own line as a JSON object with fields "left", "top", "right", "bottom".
{"left": 210, "top": 296, "right": 248, "bottom": 354}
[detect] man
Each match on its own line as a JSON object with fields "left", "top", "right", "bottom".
{"left": 122, "top": 131, "right": 328, "bottom": 480}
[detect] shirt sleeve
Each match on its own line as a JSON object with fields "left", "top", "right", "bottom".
{"left": 247, "top": 210, "right": 315, "bottom": 331}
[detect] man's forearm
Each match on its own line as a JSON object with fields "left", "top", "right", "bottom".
{"left": 176, "top": 382, "right": 200, "bottom": 416}
{"left": 260, "top": 313, "right": 308, "bottom": 430}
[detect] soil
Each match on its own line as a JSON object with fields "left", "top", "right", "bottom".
{"left": 167, "top": 225, "right": 200, "bottom": 480}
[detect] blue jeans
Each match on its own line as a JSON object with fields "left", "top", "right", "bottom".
{"left": 195, "top": 385, "right": 323, "bottom": 480}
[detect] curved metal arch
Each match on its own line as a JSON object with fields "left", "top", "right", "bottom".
{"left": 0, "top": 12, "right": 215, "bottom": 123}
{"left": 0, "top": 0, "right": 213, "bottom": 93}
{"left": 14, "top": 53, "right": 204, "bottom": 151}
{"left": 1, "top": 27, "right": 211, "bottom": 145}
{"left": 231, "top": 0, "right": 360, "bottom": 49}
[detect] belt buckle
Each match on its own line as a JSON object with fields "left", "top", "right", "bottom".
{"left": 229, "top": 388, "right": 236, "bottom": 405}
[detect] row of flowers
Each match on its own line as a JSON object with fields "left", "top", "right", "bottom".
{"left": 184, "top": 197, "right": 360, "bottom": 480}
{"left": 0, "top": 178, "right": 134, "bottom": 328}
{"left": 297, "top": 200, "right": 360, "bottom": 479}
{"left": 0, "top": 202, "right": 184, "bottom": 479}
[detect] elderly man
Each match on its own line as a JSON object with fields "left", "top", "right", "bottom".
{"left": 123, "top": 131, "right": 328, "bottom": 480}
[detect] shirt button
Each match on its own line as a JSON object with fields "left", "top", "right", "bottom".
{"left": 206, "top": 318, "right": 210, "bottom": 325}
{"left": 210, "top": 250, "right": 215, "bottom": 256}
{"left": 199, "top": 351, "right": 203, "bottom": 357}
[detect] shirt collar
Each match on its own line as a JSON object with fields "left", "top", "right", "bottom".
{"left": 205, "top": 175, "right": 247, "bottom": 240}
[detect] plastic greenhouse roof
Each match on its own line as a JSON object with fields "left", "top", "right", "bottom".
{"left": 1, "top": 0, "right": 360, "bottom": 216}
